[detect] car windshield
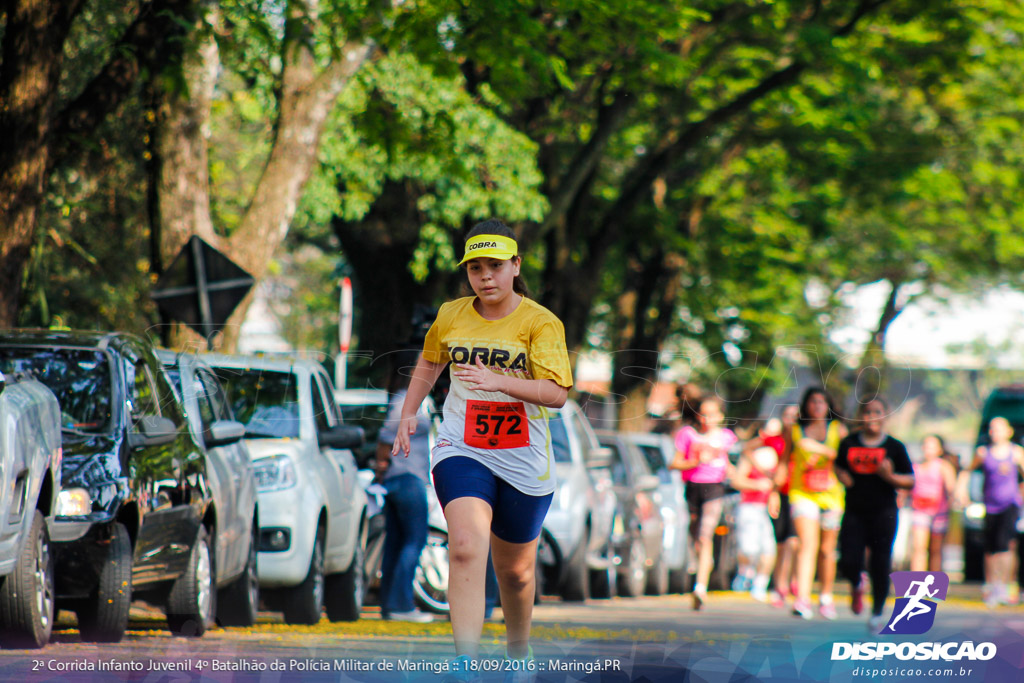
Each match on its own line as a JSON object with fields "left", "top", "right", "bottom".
{"left": 0, "top": 346, "right": 113, "bottom": 434}
{"left": 548, "top": 413, "right": 573, "bottom": 463}
{"left": 212, "top": 367, "right": 300, "bottom": 439}
{"left": 636, "top": 443, "right": 672, "bottom": 484}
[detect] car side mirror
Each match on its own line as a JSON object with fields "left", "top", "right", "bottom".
{"left": 586, "top": 446, "right": 613, "bottom": 470}
{"left": 319, "top": 425, "right": 364, "bottom": 451}
{"left": 637, "top": 473, "right": 661, "bottom": 492}
{"left": 129, "top": 415, "right": 178, "bottom": 449}
{"left": 206, "top": 419, "right": 246, "bottom": 447}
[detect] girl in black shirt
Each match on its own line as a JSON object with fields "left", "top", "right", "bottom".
{"left": 834, "top": 398, "right": 915, "bottom": 631}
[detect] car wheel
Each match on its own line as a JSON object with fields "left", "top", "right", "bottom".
{"left": 588, "top": 531, "right": 617, "bottom": 600}
{"left": 645, "top": 552, "right": 669, "bottom": 596}
{"left": 413, "top": 529, "right": 450, "bottom": 614}
{"left": 0, "top": 511, "right": 55, "bottom": 648}
{"left": 284, "top": 525, "right": 325, "bottom": 625}
{"left": 362, "top": 524, "right": 385, "bottom": 603}
{"left": 77, "top": 521, "right": 132, "bottom": 643}
{"left": 617, "top": 536, "right": 647, "bottom": 598}
{"left": 325, "top": 519, "right": 366, "bottom": 622}
{"left": 166, "top": 526, "right": 216, "bottom": 637}
{"left": 217, "top": 521, "right": 259, "bottom": 627}
{"left": 561, "top": 524, "right": 591, "bottom": 602}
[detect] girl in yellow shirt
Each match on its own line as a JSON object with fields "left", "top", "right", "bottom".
{"left": 786, "top": 387, "right": 847, "bottom": 620}
{"left": 392, "top": 220, "right": 573, "bottom": 676}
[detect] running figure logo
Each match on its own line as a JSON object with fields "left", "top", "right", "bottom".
{"left": 884, "top": 571, "right": 949, "bottom": 635}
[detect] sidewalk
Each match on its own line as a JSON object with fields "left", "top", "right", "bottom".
{"left": 830, "top": 578, "right": 993, "bottom": 605}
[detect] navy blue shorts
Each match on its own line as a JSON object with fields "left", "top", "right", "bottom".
{"left": 431, "top": 456, "right": 553, "bottom": 544}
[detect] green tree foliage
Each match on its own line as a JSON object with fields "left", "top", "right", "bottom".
{"left": 8, "top": 0, "right": 1024, "bottom": 420}
{"left": 298, "top": 52, "right": 547, "bottom": 360}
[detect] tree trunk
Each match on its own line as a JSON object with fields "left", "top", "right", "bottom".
{"left": 855, "top": 278, "right": 905, "bottom": 401}
{"left": 616, "top": 383, "right": 657, "bottom": 433}
{"left": 607, "top": 250, "right": 685, "bottom": 427}
{"left": 332, "top": 181, "right": 454, "bottom": 379}
{"left": 0, "top": 0, "right": 88, "bottom": 326}
{"left": 152, "top": 0, "right": 375, "bottom": 351}
{"left": 154, "top": 1, "right": 221, "bottom": 350}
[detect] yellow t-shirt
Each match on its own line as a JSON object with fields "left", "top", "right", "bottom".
{"left": 788, "top": 421, "right": 845, "bottom": 511}
{"left": 423, "top": 296, "right": 573, "bottom": 495}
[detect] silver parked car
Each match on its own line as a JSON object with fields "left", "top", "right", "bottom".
{"left": 205, "top": 354, "right": 368, "bottom": 624}
{"left": 157, "top": 350, "right": 260, "bottom": 626}
{"left": 594, "top": 430, "right": 665, "bottom": 597}
{"left": 0, "top": 371, "right": 61, "bottom": 648}
{"left": 537, "top": 400, "right": 617, "bottom": 601}
{"left": 623, "top": 432, "right": 691, "bottom": 594}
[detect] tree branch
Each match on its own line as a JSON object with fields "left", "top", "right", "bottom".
{"left": 524, "top": 90, "right": 631, "bottom": 243}
{"left": 48, "top": 0, "right": 193, "bottom": 172}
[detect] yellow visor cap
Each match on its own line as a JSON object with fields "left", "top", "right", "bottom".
{"left": 458, "top": 234, "right": 518, "bottom": 265}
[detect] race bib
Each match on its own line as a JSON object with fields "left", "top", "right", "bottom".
{"left": 803, "top": 467, "right": 832, "bottom": 492}
{"left": 848, "top": 447, "right": 886, "bottom": 475}
{"left": 464, "top": 400, "right": 529, "bottom": 449}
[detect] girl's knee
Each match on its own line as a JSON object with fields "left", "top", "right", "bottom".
{"left": 448, "top": 533, "right": 487, "bottom": 567}
{"left": 496, "top": 564, "right": 534, "bottom": 593}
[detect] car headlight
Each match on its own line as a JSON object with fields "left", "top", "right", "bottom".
{"left": 253, "top": 454, "right": 298, "bottom": 492}
{"left": 56, "top": 488, "right": 92, "bottom": 516}
{"left": 965, "top": 503, "right": 986, "bottom": 521}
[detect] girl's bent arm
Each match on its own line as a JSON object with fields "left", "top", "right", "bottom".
{"left": 452, "top": 358, "right": 568, "bottom": 408}
{"left": 497, "top": 376, "right": 568, "bottom": 408}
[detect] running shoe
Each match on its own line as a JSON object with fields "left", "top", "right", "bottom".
{"left": 851, "top": 573, "right": 866, "bottom": 616}
{"left": 731, "top": 574, "right": 752, "bottom": 592}
{"left": 983, "top": 584, "right": 1002, "bottom": 609}
{"left": 770, "top": 590, "right": 788, "bottom": 608}
{"left": 751, "top": 585, "right": 769, "bottom": 603}
{"left": 443, "top": 655, "right": 479, "bottom": 683}
{"left": 503, "top": 646, "right": 535, "bottom": 683}
{"left": 818, "top": 601, "right": 837, "bottom": 620}
{"left": 792, "top": 598, "right": 813, "bottom": 620}
{"left": 384, "top": 609, "right": 434, "bottom": 623}
{"left": 692, "top": 587, "right": 706, "bottom": 611}
{"left": 868, "top": 614, "right": 885, "bottom": 633}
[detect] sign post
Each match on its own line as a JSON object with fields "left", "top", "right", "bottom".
{"left": 151, "top": 236, "right": 255, "bottom": 348}
{"left": 335, "top": 277, "right": 352, "bottom": 389}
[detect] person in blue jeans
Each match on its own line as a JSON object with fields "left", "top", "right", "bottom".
{"left": 376, "top": 350, "right": 434, "bottom": 622}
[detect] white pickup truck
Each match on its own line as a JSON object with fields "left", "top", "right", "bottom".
{"left": 0, "top": 370, "right": 62, "bottom": 648}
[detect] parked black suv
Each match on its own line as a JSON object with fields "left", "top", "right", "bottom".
{"left": 0, "top": 331, "right": 230, "bottom": 640}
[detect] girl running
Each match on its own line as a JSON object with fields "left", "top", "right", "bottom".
{"left": 909, "top": 435, "right": 957, "bottom": 573}
{"left": 392, "top": 220, "right": 573, "bottom": 671}
{"left": 770, "top": 405, "right": 800, "bottom": 607}
{"left": 834, "top": 398, "right": 915, "bottom": 631}
{"left": 733, "top": 432, "right": 779, "bottom": 602}
{"left": 672, "top": 395, "right": 737, "bottom": 610}
{"left": 786, "top": 387, "right": 847, "bottom": 620}
{"left": 956, "top": 417, "right": 1024, "bottom": 607}
{"left": 744, "top": 407, "right": 799, "bottom": 607}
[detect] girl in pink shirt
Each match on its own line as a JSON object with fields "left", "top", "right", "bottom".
{"left": 671, "top": 396, "right": 737, "bottom": 610}
{"left": 910, "top": 435, "right": 957, "bottom": 572}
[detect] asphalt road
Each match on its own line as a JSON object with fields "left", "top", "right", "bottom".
{"left": 1, "top": 592, "right": 1022, "bottom": 683}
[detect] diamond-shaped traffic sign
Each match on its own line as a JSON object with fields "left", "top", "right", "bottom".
{"left": 152, "top": 236, "right": 254, "bottom": 341}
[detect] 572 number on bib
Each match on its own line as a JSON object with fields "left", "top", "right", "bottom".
{"left": 465, "top": 400, "right": 529, "bottom": 449}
